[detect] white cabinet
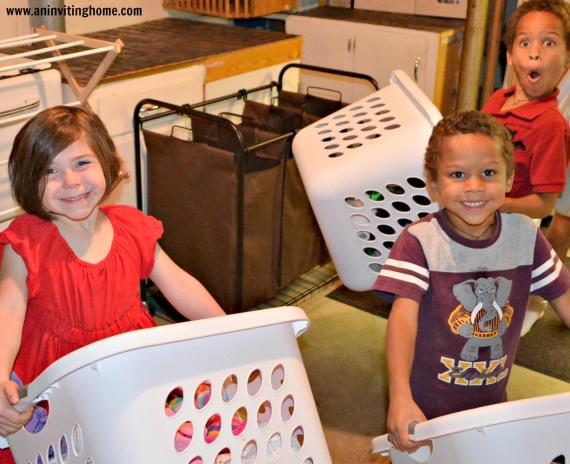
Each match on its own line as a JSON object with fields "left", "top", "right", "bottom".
{"left": 286, "top": 10, "right": 464, "bottom": 113}
{"left": 64, "top": 65, "right": 206, "bottom": 209}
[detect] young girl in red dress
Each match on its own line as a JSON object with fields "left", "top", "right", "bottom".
{"left": 0, "top": 106, "right": 225, "bottom": 463}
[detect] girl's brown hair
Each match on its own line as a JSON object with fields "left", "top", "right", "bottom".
{"left": 424, "top": 111, "right": 515, "bottom": 183}
{"left": 504, "top": 0, "right": 570, "bottom": 51}
{"left": 9, "top": 106, "right": 123, "bottom": 220}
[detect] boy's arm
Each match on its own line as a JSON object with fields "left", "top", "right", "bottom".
{"left": 0, "top": 244, "right": 33, "bottom": 436}
{"left": 149, "top": 245, "right": 226, "bottom": 320}
{"left": 386, "top": 296, "right": 426, "bottom": 451}
{"left": 549, "top": 289, "right": 570, "bottom": 328}
{"left": 501, "top": 192, "right": 558, "bottom": 219}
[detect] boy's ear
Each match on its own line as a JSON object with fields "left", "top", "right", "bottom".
{"left": 505, "top": 173, "right": 514, "bottom": 193}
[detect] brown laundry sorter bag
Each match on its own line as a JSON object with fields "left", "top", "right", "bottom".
{"left": 143, "top": 118, "right": 289, "bottom": 313}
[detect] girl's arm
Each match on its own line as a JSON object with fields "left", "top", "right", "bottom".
{"left": 501, "top": 192, "right": 558, "bottom": 219}
{"left": 0, "top": 244, "right": 33, "bottom": 436}
{"left": 549, "top": 289, "right": 570, "bottom": 328}
{"left": 149, "top": 245, "right": 226, "bottom": 319}
{"left": 386, "top": 296, "right": 426, "bottom": 452}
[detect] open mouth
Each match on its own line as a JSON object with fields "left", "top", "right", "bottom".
{"left": 462, "top": 201, "right": 485, "bottom": 208}
{"left": 528, "top": 70, "right": 541, "bottom": 82}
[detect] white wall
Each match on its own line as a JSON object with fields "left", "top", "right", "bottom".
{"left": 0, "top": 0, "right": 34, "bottom": 40}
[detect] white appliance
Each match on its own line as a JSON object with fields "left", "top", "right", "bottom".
{"left": 0, "top": 67, "right": 63, "bottom": 227}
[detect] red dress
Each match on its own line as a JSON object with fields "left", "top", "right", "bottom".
{"left": 0, "top": 205, "right": 159, "bottom": 464}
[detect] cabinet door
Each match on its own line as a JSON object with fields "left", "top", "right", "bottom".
{"left": 286, "top": 16, "right": 358, "bottom": 102}
{"left": 352, "top": 24, "right": 437, "bottom": 101}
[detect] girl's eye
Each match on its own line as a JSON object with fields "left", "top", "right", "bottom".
{"left": 77, "top": 160, "right": 91, "bottom": 168}
{"left": 519, "top": 38, "right": 530, "bottom": 47}
{"left": 483, "top": 169, "right": 496, "bottom": 177}
{"left": 46, "top": 168, "right": 56, "bottom": 175}
{"left": 450, "top": 171, "right": 464, "bottom": 179}
{"left": 544, "top": 39, "right": 555, "bottom": 47}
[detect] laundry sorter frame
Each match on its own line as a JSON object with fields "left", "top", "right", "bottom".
{"left": 133, "top": 63, "right": 379, "bottom": 313}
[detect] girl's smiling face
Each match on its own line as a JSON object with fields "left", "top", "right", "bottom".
{"left": 429, "top": 133, "right": 513, "bottom": 239}
{"left": 508, "top": 11, "right": 569, "bottom": 101}
{"left": 41, "top": 138, "right": 107, "bottom": 222}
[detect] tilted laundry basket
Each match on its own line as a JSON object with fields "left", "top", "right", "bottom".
{"left": 372, "top": 392, "right": 570, "bottom": 464}
{"left": 4, "top": 307, "right": 330, "bottom": 464}
{"left": 292, "top": 70, "right": 441, "bottom": 291}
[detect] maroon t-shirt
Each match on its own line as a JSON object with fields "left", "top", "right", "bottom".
{"left": 374, "top": 211, "right": 570, "bottom": 419}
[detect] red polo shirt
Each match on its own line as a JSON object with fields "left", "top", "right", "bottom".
{"left": 482, "top": 86, "right": 570, "bottom": 198}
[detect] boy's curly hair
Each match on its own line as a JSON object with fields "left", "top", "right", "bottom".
{"left": 504, "top": 0, "right": 570, "bottom": 51}
{"left": 424, "top": 111, "right": 515, "bottom": 183}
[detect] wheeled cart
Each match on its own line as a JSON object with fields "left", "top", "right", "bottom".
{"left": 134, "top": 64, "right": 379, "bottom": 312}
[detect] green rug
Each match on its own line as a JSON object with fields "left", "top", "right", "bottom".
{"left": 327, "top": 285, "right": 570, "bottom": 383}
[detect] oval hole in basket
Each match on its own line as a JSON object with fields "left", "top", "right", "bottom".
{"left": 339, "top": 127, "right": 353, "bottom": 133}
{"left": 345, "top": 195, "right": 364, "bottom": 207}
{"left": 36, "top": 455, "right": 44, "bottom": 464}
{"left": 367, "top": 96, "right": 381, "bottom": 102}
{"left": 86, "top": 458, "right": 94, "bottom": 464}
{"left": 366, "top": 190, "right": 384, "bottom": 202}
{"left": 357, "top": 230, "right": 375, "bottom": 241}
{"left": 385, "top": 124, "right": 401, "bottom": 130}
{"left": 242, "top": 440, "right": 258, "bottom": 464}
{"left": 232, "top": 407, "right": 248, "bottom": 436}
{"left": 267, "top": 433, "right": 283, "bottom": 462}
{"left": 321, "top": 136, "right": 335, "bottom": 142}
{"left": 315, "top": 122, "right": 328, "bottom": 128}
{"left": 26, "top": 400, "right": 48, "bottom": 434}
{"left": 398, "top": 218, "right": 413, "bottom": 228}
{"left": 347, "top": 143, "right": 362, "bottom": 149}
{"left": 380, "top": 116, "right": 395, "bottom": 122}
{"left": 418, "top": 212, "right": 430, "bottom": 219}
{"left": 363, "top": 247, "right": 381, "bottom": 257}
{"left": 317, "top": 129, "right": 331, "bottom": 135}
{"left": 47, "top": 445, "right": 56, "bottom": 464}
{"left": 332, "top": 113, "right": 346, "bottom": 119}
{"left": 303, "top": 459, "right": 314, "bottom": 464}
{"left": 174, "top": 421, "right": 193, "bottom": 452}
{"left": 369, "top": 263, "right": 382, "bottom": 273}
{"left": 351, "top": 214, "right": 370, "bottom": 226}
{"left": 216, "top": 447, "right": 231, "bottom": 464}
{"left": 281, "top": 395, "right": 295, "bottom": 421}
{"left": 361, "top": 126, "right": 376, "bottom": 132}
{"left": 188, "top": 457, "right": 203, "bottom": 464}
{"left": 372, "top": 208, "right": 390, "bottom": 219}
{"left": 407, "top": 177, "right": 427, "bottom": 189}
{"left": 335, "top": 120, "right": 349, "bottom": 126}
{"left": 271, "top": 364, "right": 285, "bottom": 390}
{"left": 291, "top": 426, "right": 305, "bottom": 453}
{"left": 383, "top": 241, "right": 394, "bottom": 249}
{"left": 325, "top": 144, "right": 340, "bottom": 150}
{"left": 204, "top": 414, "right": 221, "bottom": 444}
{"left": 366, "top": 133, "right": 381, "bottom": 139}
{"left": 349, "top": 105, "right": 363, "bottom": 111}
{"left": 357, "top": 119, "right": 371, "bottom": 124}
{"left": 194, "top": 381, "right": 211, "bottom": 409}
{"left": 378, "top": 225, "right": 396, "bottom": 235}
{"left": 328, "top": 152, "right": 344, "bottom": 158}
{"left": 247, "top": 369, "right": 262, "bottom": 396}
{"left": 371, "top": 103, "right": 386, "bottom": 109}
{"left": 71, "top": 424, "right": 83, "bottom": 456}
{"left": 342, "top": 135, "right": 358, "bottom": 141}
{"left": 375, "top": 109, "right": 390, "bottom": 115}
{"left": 164, "top": 386, "right": 184, "bottom": 417}
{"left": 392, "top": 201, "right": 411, "bottom": 212}
{"left": 222, "top": 374, "right": 238, "bottom": 402}
{"left": 386, "top": 184, "right": 405, "bottom": 195}
{"left": 59, "top": 435, "right": 69, "bottom": 462}
{"left": 413, "top": 195, "right": 432, "bottom": 206}
{"left": 257, "top": 400, "right": 272, "bottom": 428}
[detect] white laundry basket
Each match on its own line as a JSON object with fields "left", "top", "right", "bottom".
{"left": 292, "top": 70, "right": 441, "bottom": 291}
{"left": 6, "top": 307, "right": 330, "bottom": 464}
{"left": 372, "top": 392, "right": 570, "bottom": 464}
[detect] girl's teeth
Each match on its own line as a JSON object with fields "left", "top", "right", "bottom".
{"left": 464, "top": 201, "right": 483, "bottom": 207}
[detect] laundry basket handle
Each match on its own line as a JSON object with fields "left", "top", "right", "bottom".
{"left": 277, "top": 63, "right": 379, "bottom": 91}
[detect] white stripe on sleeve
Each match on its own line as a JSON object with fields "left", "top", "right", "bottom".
{"left": 378, "top": 269, "right": 429, "bottom": 291}
{"left": 530, "top": 256, "right": 563, "bottom": 292}
{"left": 384, "top": 258, "right": 429, "bottom": 278}
{"left": 531, "top": 249, "right": 557, "bottom": 279}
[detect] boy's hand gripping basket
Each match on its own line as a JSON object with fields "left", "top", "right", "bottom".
{"left": 292, "top": 70, "right": 442, "bottom": 291}
{"left": 6, "top": 307, "right": 331, "bottom": 464}
{"left": 372, "top": 392, "right": 570, "bottom": 464}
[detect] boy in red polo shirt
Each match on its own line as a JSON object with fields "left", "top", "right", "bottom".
{"left": 482, "top": 0, "right": 570, "bottom": 335}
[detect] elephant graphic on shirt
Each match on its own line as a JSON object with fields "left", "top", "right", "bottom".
{"left": 450, "top": 277, "right": 513, "bottom": 361}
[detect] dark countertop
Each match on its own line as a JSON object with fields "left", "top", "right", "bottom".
{"left": 25, "top": 18, "right": 299, "bottom": 85}
{"left": 291, "top": 6, "right": 465, "bottom": 32}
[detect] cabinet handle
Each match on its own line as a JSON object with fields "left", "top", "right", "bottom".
{"left": 0, "top": 98, "right": 40, "bottom": 120}
{"left": 414, "top": 56, "right": 421, "bottom": 82}
{"left": 347, "top": 38, "right": 352, "bottom": 52}
{"left": 353, "top": 37, "right": 357, "bottom": 52}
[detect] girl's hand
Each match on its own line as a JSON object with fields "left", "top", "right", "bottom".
{"left": 386, "top": 394, "right": 427, "bottom": 452}
{"left": 0, "top": 380, "right": 33, "bottom": 437}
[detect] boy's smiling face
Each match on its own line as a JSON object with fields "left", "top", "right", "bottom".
{"left": 508, "top": 11, "right": 569, "bottom": 101}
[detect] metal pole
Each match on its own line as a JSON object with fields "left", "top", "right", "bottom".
{"left": 28, "top": 0, "right": 66, "bottom": 32}
{"left": 457, "top": 0, "right": 491, "bottom": 110}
